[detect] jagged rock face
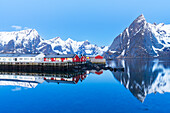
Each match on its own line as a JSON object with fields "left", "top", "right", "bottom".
{"left": 104, "top": 14, "right": 170, "bottom": 58}
{"left": 0, "top": 30, "right": 108, "bottom": 55}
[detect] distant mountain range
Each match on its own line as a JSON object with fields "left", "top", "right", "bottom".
{"left": 1, "top": 14, "right": 170, "bottom": 57}
{"left": 104, "top": 14, "right": 170, "bottom": 58}
{"left": 0, "top": 29, "right": 108, "bottom": 55}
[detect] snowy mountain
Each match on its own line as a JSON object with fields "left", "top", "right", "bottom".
{"left": 0, "top": 29, "right": 42, "bottom": 53}
{"left": 37, "top": 37, "right": 108, "bottom": 55}
{"left": 0, "top": 29, "right": 108, "bottom": 55}
{"left": 108, "top": 59, "right": 170, "bottom": 102}
{"left": 104, "top": 14, "right": 170, "bottom": 58}
{"left": 37, "top": 37, "right": 74, "bottom": 55}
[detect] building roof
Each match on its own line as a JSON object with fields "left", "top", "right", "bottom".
{"left": 44, "top": 54, "right": 77, "bottom": 58}
{"left": 0, "top": 53, "right": 40, "bottom": 57}
{"left": 45, "top": 80, "right": 76, "bottom": 84}
{"left": 95, "top": 55, "right": 103, "bottom": 59}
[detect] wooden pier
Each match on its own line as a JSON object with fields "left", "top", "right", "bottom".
{"left": 0, "top": 61, "right": 87, "bottom": 73}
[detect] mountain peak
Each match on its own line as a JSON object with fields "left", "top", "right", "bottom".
{"left": 134, "top": 14, "right": 146, "bottom": 24}
{"left": 104, "top": 14, "right": 170, "bottom": 58}
{"left": 85, "top": 40, "right": 89, "bottom": 42}
{"left": 56, "top": 37, "right": 61, "bottom": 39}
{"left": 0, "top": 29, "right": 107, "bottom": 55}
{"left": 139, "top": 14, "right": 144, "bottom": 18}
{"left": 48, "top": 37, "right": 63, "bottom": 43}
{"left": 127, "top": 14, "right": 147, "bottom": 35}
{"left": 20, "top": 29, "right": 33, "bottom": 33}
{"left": 66, "top": 38, "right": 74, "bottom": 42}
{"left": 52, "top": 37, "right": 61, "bottom": 40}
{"left": 13, "top": 29, "right": 39, "bottom": 37}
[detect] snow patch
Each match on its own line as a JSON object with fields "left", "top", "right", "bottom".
{"left": 121, "top": 50, "right": 125, "bottom": 56}
{"left": 109, "top": 50, "right": 117, "bottom": 54}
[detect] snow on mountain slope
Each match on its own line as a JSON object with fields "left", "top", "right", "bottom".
{"left": 0, "top": 29, "right": 42, "bottom": 53}
{"left": 65, "top": 38, "right": 84, "bottom": 52}
{"left": 0, "top": 29, "right": 108, "bottom": 55}
{"left": 37, "top": 37, "right": 108, "bottom": 55}
{"left": 149, "top": 23, "right": 170, "bottom": 46}
{"left": 65, "top": 38, "right": 108, "bottom": 55}
{"left": 104, "top": 14, "right": 170, "bottom": 58}
{"left": 75, "top": 40, "right": 108, "bottom": 55}
{"left": 37, "top": 37, "right": 74, "bottom": 54}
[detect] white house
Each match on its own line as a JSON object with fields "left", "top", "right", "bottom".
{"left": 0, "top": 53, "right": 45, "bottom": 62}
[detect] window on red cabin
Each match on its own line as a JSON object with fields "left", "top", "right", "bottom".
{"left": 51, "top": 58, "right": 56, "bottom": 62}
{"left": 61, "top": 58, "right": 65, "bottom": 62}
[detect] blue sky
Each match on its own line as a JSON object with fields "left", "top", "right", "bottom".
{"left": 0, "top": 0, "right": 170, "bottom": 46}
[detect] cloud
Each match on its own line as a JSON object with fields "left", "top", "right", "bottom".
{"left": 23, "top": 27, "right": 30, "bottom": 30}
{"left": 11, "top": 25, "right": 31, "bottom": 31}
{"left": 11, "top": 25, "right": 22, "bottom": 30}
{"left": 11, "top": 87, "right": 21, "bottom": 91}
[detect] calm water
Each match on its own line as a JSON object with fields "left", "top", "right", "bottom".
{"left": 0, "top": 59, "right": 170, "bottom": 113}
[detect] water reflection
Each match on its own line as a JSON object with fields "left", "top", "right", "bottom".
{"left": 0, "top": 74, "right": 44, "bottom": 88}
{"left": 0, "top": 59, "right": 170, "bottom": 103}
{"left": 107, "top": 59, "right": 170, "bottom": 102}
{"left": 44, "top": 72, "right": 87, "bottom": 84}
{"left": 0, "top": 69, "right": 104, "bottom": 88}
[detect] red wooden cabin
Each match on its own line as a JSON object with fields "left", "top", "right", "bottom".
{"left": 44, "top": 54, "right": 80, "bottom": 62}
{"left": 80, "top": 56, "right": 87, "bottom": 62}
{"left": 95, "top": 55, "right": 103, "bottom": 59}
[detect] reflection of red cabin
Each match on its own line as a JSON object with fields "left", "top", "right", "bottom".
{"left": 72, "top": 55, "right": 80, "bottom": 62}
{"left": 72, "top": 75, "right": 80, "bottom": 84}
{"left": 95, "top": 55, "right": 103, "bottom": 59}
{"left": 80, "top": 74, "right": 87, "bottom": 81}
{"left": 95, "top": 70, "right": 103, "bottom": 75}
{"left": 44, "top": 54, "right": 80, "bottom": 62}
{"left": 80, "top": 56, "right": 87, "bottom": 62}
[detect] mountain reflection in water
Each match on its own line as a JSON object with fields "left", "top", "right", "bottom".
{"left": 107, "top": 59, "right": 170, "bottom": 102}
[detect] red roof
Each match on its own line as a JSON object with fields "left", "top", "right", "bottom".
{"left": 95, "top": 55, "right": 103, "bottom": 59}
